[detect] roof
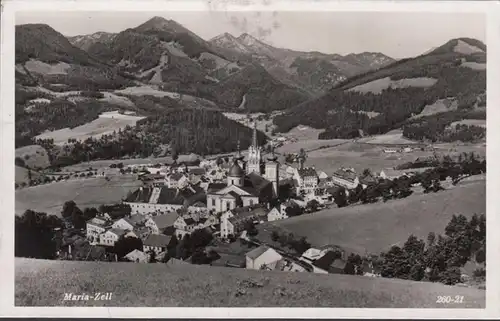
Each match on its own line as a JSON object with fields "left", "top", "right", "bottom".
{"left": 122, "top": 214, "right": 147, "bottom": 227}
{"left": 156, "top": 187, "right": 206, "bottom": 206}
{"left": 207, "top": 183, "right": 227, "bottom": 193}
{"left": 332, "top": 168, "right": 358, "bottom": 182}
{"left": 124, "top": 249, "right": 148, "bottom": 262}
{"left": 228, "top": 161, "right": 245, "bottom": 177}
{"left": 133, "top": 226, "right": 151, "bottom": 235}
{"left": 228, "top": 205, "right": 268, "bottom": 227}
{"left": 246, "top": 245, "right": 271, "bottom": 260}
{"left": 241, "top": 172, "right": 272, "bottom": 197}
{"left": 170, "top": 172, "right": 185, "bottom": 181}
{"left": 211, "top": 254, "right": 246, "bottom": 268}
{"left": 108, "top": 228, "right": 127, "bottom": 237}
{"left": 151, "top": 213, "right": 178, "bottom": 229}
{"left": 188, "top": 167, "right": 206, "bottom": 176}
{"left": 124, "top": 187, "right": 152, "bottom": 203}
{"left": 298, "top": 167, "right": 317, "bottom": 178}
{"left": 143, "top": 234, "right": 172, "bottom": 248}
{"left": 313, "top": 250, "right": 343, "bottom": 271}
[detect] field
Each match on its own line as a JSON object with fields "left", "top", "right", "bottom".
{"left": 259, "top": 178, "right": 485, "bottom": 255}
{"left": 450, "top": 119, "right": 487, "bottom": 128}
{"left": 15, "top": 174, "right": 142, "bottom": 216}
{"left": 15, "top": 145, "right": 50, "bottom": 169}
{"left": 15, "top": 258, "right": 485, "bottom": 307}
{"left": 35, "top": 111, "right": 146, "bottom": 145}
{"left": 346, "top": 77, "right": 437, "bottom": 95}
{"left": 15, "top": 166, "right": 42, "bottom": 185}
{"left": 59, "top": 153, "right": 200, "bottom": 172}
{"left": 279, "top": 128, "right": 485, "bottom": 174}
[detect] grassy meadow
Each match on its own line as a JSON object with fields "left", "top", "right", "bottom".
{"left": 259, "top": 178, "right": 485, "bottom": 255}
{"left": 15, "top": 174, "right": 142, "bottom": 216}
{"left": 15, "top": 258, "right": 485, "bottom": 307}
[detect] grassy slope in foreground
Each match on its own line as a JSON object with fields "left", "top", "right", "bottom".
{"left": 16, "top": 258, "right": 484, "bottom": 308}
{"left": 262, "top": 178, "right": 485, "bottom": 254}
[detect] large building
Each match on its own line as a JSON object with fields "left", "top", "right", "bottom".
{"left": 206, "top": 122, "right": 279, "bottom": 213}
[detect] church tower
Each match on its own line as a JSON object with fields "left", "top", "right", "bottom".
{"left": 265, "top": 145, "right": 280, "bottom": 199}
{"left": 246, "top": 121, "right": 261, "bottom": 175}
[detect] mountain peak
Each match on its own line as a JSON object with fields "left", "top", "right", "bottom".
{"left": 135, "top": 16, "right": 188, "bottom": 34}
{"left": 426, "top": 37, "right": 486, "bottom": 56}
{"left": 237, "top": 33, "right": 262, "bottom": 47}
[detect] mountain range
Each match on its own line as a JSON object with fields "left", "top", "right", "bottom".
{"left": 15, "top": 16, "right": 486, "bottom": 149}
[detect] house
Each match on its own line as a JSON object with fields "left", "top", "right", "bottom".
{"left": 267, "top": 206, "right": 288, "bottom": 222}
{"left": 123, "top": 185, "right": 207, "bottom": 215}
{"left": 220, "top": 204, "right": 268, "bottom": 239}
{"left": 112, "top": 215, "right": 147, "bottom": 231}
{"left": 99, "top": 228, "right": 126, "bottom": 246}
{"left": 317, "top": 171, "right": 329, "bottom": 180}
{"left": 331, "top": 168, "right": 360, "bottom": 189}
{"left": 245, "top": 245, "right": 283, "bottom": 270}
{"left": 86, "top": 217, "right": 110, "bottom": 242}
{"left": 125, "top": 226, "right": 151, "bottom": 240}
{"left": 378, "top": 168, "right": 409, "bottom": 180}
{"left": 293, "top": 167, "right": 319, "bottom": 195}
{"left": 275, "top": 259, "right": 307, "bottom": 273}
{"left": 210, "top": 254, "right": 246, "bottom": 268}
{"left": 300, "top": 248, "right": 328, "bottom": 262}
{"left": 143, "top": 234, "right": 172, "bottom": 255}
{"left": 383, "top": 148, "right": 399, "bottom": 153}
{"left": 124, "top": 249, "right": 149, "bottom": 263}
{"left": 165, "top": 172, "right": 189, "bottom": 189}
{"left": 173, "top": 216, "right": 202, "bottom": 238}
{"left": 312, "top": 250, "right": 346, "bottom": 274}
{"left": 145, "top": 213, "right": 178, "bottom": 234}
{"left": 140, "top": 173, "right": 165, "bottom": 187}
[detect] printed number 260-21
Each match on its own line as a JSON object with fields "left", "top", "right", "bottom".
{"left": 436, "top": 296, "right": 464, "bottom": 304}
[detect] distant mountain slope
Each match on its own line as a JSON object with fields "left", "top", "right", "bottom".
{"left": 209, "top": 32, "right": 395, "bottom": 94}
{"left": 68, "top": 31, "right": 116, "bottom": 51}
{"left": 80, "top": 17, "right": 309, "bottom": 112}
{"left": 15, "top": 24, "right": 132, "bottom": 91}
{"left": 273, "top": 38, "right": 486, "bottom": 142}
{"left": 16, "top": 258, "right": 485, "bottom": 307}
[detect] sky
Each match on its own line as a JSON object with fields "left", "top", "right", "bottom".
{"left": 16, "top": 11, "right": 486, "bottom": 59}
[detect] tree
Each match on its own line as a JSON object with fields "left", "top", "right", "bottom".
{"left": 15, "top": 210, "right": 63, "bottom": 259}
{"left": 332, "top": 187, "right": 348, "bottom": 207}
{"left": 344, "top": 254, "right": 363, "bottom": 275}
{"left": 171, "top": 146, "right": 179, "bottom": 163}
{"left": 113, "top": 237, "right": 143, "bottom": 259}
{"left": 306, "top": 199, "right": 320, "bottom": 212}
{"left": 148, "top": 250, "right": 157, "bottom": 263}
{"left": 271, "top": 231, "right": 280, "bottom": 242}
{"left": 62, "top": 201, "right": 77, "bottom": 218}
{"left": 245, "top": 221, "right": 258, "bottom": 237}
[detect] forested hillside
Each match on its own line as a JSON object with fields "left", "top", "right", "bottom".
{"left": 273, "top": 38, "right": 486, "bottom": 142}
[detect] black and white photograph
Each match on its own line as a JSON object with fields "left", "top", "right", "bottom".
{"left": 1, "top": 0, "right": 497, "bottom": 316}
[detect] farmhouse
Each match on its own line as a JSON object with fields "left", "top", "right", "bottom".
{"left": 99, "top": 228, "right": 126, "bottom": 246}
{"left": 86, "top": 217, "right": 110, "bottom": 242}
{"left": 145, "top": 213, "right": 178, "bottom": 235}
{"left": 165, "top": 172, "right": 188, "bottom": 189}
{"left": 331, "top": 168, "right": 360, "bottom": 189}
{"left": 124, "top": 249, "right": 149, "bottom": 263}
{"left": 143, "top": 234, "right": 172, "bottom": 255}
{"left": 125, "top": 226, "right": 151, "bottom": 241}
{"left": 312, "top": 251, "right": 346, "bottom": 274}
{"left": 112, "top": 214, "right": 147, "bottom": 231}
{"left": 220, "top": 204, "right": 268, "bottom": 239}
{"left": 267, "top": 206, "right": 288, "bottom": 222}
{"left": 123, "top": 185, "right": 207, "bottom": 215}
{"left": 245, "top": 245, "right": 283, "bottom": 270}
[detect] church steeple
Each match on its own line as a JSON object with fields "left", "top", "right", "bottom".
{"left": 252, "top": 121, "right": 258, "bottom": 148}
{"left": 247, "top": 120, "right": 261, "bottom": 175}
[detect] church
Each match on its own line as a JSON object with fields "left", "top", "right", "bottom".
{"left": 206, "top": 122, "right": 280, "bottom": 213}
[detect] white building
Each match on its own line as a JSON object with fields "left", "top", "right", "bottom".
{"left": 99, "top": 228, "right": 126, "bottom": 247}
{"left": 143, "top": 234, "right": 172, "bottom": 255}
{"left": 123, "top": 185, "right": 207, "bottom": 215}
{"left": 220, "top": 205, "right": 268, "bottom": 239}
{"left": 293, "top": 167, "right": 319, "bottom": 195}
{"left": 245, "top": 245, "right": 283, "bottom": 270}
{"left": 267, "top": 207, "right": 288, "bottom": 222}
{"left": 331, "top": 168, "right": 360, "bottom": 189}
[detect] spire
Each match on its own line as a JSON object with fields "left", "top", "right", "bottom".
{"left": 237, "top": 139, "right": 241, "bottom": 157}
{"left": 252, "top": 121, "right": 257, "bottom": 148}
